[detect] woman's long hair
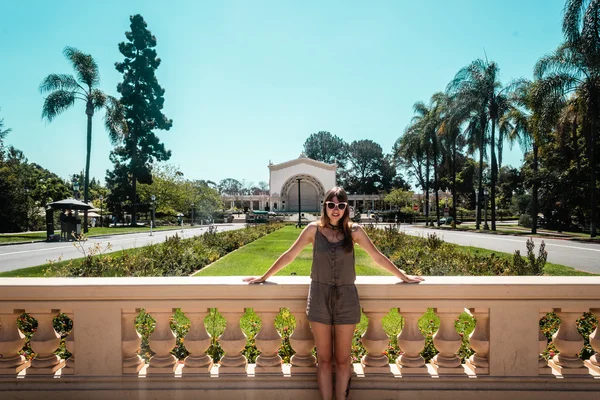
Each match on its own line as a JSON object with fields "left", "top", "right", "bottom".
{"left": 319, "top": 187, "right": 353, "bottom": 252}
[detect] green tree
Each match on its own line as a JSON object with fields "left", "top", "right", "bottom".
{"left": 39, "top": 46, "right": 111, "bottom": 233}
{"left": 0, "top": 108, "right": 11, "bottom": 147}
{"left": 533, "top": 0, "right": 600, "bottom": 237}
{"left": 218, "top": 178, "right": 243, "bottom": 195}
{"left": 303, "top": 131, "right": 349, "bottom": 168}
{"left": 346, "top": 139, "right": 386, "bottom": 194}
{"left": 448, "top": 59, "right": 511, "bottom": 231}
{"left": 385, "top": 188, "right": 414, "bottom": 209}
{"left": 394, "top": 125, "right": 430, "bottom": 223}
{"left": 112, "top": 14, "right": 173, "bottom": 226}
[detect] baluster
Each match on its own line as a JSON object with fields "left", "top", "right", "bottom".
{"left": 361, "top": 310, "right": 390, "bottom": 373}
{"left": 0, "top": 310, "right": 30, "bottom": 374}
{"left": 548, "top": 308, "right": 587, "bottom": 374}
{"left": 27, "top": 309, "right": 65, "bottom": 375}
{"left": 396, "top": 308, "right": 427, "bottom": 374}
{"left": 122, "top": 308, "right": 144, "bottom": 374}
{"left": 584, "top": 308, "right": 600, "bottom": 374}
{"left": 255, "top": 309, "right": 283, "bottom": 373}
{"left": 538, "top": 309, "right": 553, "bottom": 374}
{"left": 181, "top": 308, "right": 213, "bottom": 374}
{"left": 62, "top": 310, "right": 74, "bottom": 375}
{"left": 465, "top": 308, "right": 489, "bottom": 375}
{"left": 431, "top": 308, "right": 464, "bottom": 374}
{"left": 218, "top": 310, "right": 247, "bottom": 374}
{"left": 289, "top": 309, "right": 316, "bottom": 373}
{"left": 147, "top": 308, "right": 177, "bottom": 374}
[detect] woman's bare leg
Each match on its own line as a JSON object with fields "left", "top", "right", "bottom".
{"left": 311, "top": 322, "right": 334, "bottom": 400}
{"left": 334, "top": 324, "right": 355, "bottom": 399}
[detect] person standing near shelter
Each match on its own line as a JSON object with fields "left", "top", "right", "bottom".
{"left": 59, "top": 209, "right": 67, "bottom": 241}
{"left": 244, "top": 187, "right": 424, "bottom": 400}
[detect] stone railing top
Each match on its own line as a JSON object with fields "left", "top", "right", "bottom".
{"left": 0, "top": 277, "right": 599, "bottom": 303}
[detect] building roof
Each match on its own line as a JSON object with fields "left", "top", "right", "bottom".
{"left": 268, "top": 153, "right": 337, "bottom": 172}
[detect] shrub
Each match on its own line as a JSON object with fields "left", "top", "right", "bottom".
{"left": 50, "top": 223, "right": 284, "bottom": 277}
{"left": 519, "top": 214, "right": 532, "bottom": 228}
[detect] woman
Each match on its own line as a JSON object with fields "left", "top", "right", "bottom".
{"left": 244, "top": 187, "right": 424, "bottom": 400}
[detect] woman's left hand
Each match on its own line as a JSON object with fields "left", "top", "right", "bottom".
{"left": 401, "top": 275, "right": 425, "bottom": 283}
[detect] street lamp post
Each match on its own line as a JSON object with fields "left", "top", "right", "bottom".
{"left": 150, "top": 195, "right": 155, "bottom": 236}
{"left": 73, "top": 178, "right": 80, "bottom": 234}
{"left": 296, "top": 177, "right": 302, "bottom": 228}
{"left": 475, "top": 191, "right": 480, "bottom": 230}
{"left": 483, "top": 189, "right": 489, "bottom": 230}
{"left": 191, "top": 203, "right": 195, "bottom": 226}
{"left": 99, "top": 195, "right": 103, "bottom": 228}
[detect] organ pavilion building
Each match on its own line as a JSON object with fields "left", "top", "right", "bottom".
{"left": 221, "top": 153, "right": 381, "bottom": 213}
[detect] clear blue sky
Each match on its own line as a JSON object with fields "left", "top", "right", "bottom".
{"left": 1, "top": 0, "right": 565, "bottom": 187}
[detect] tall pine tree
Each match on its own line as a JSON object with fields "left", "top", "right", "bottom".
{"left": 111, "top": 14, "right": 172, "bottom": 225}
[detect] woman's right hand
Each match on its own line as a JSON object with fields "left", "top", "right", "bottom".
{"left": 243, "top": 276, "right": 266, "bottom": 284}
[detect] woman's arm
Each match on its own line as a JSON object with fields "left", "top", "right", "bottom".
{"left": 243, "top": 223, "right": 317, "bottom": 284}
{"left": 352, "top": 225, "right": 424, "bottom": 283}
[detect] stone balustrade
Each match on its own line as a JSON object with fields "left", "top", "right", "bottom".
{"left": 0, "top": 276, "right": 599, "bottom": 399}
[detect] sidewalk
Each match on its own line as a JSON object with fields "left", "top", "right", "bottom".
{"left": 425, "top": 224, "right": 600, "bottom": 243}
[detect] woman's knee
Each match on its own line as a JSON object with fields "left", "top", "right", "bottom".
{"left": 317, "top": 355, "right": 333, "bottom": 368}
{"left": 334, "top": 354, "right": 351, "bottom": 368}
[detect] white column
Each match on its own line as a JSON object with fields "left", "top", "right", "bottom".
{"left": 218, "top": 310, "right": 247, "bottom": 373}
{"left": 465, "top": 308, "right": 489, "bottom": 375}
{"left": 0, "top": 310, "right": 30, "bottom": 374}
{"left": 549, "top": 308, "right": 587, "bottom": 374}
{"left": 147, "top": 308, "right": 177, "bottom": 374}
{"left": 255, "top": 309, "right": 283, "bottom": 374}
{"left": 396, "top": 308, "right": 427, "bottom": 374}
{"left": 182, "top": 308, "right": 213, "bottom": 374}
{"left": 27, "top": 309, "right": 65, "bottom": 375}
{"left": 289, "top": 309, "right": 317, "bottom": 373}
{"left": 122, "top": 308, "right": 144, "bottom": 374}
{"left": 431, "top": 308, "right": 463, "bottom": 374}
{"left": 584, "top": 308, "right": 600, "bottom": 374}
{"left": 361, "top": 310, "right": 390, "bottom": 373}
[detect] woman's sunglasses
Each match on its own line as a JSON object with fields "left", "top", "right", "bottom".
{"left": 325, "top": 201, "right": 348, "bottom": 211}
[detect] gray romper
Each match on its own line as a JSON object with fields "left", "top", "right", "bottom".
{"left": 306, "top": 225, "right": 361, "bottom": 325}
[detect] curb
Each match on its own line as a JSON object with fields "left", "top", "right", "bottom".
{"left": 0, "top": 225, "right": 235, "bottom": 248}
{"left": 421, "top": 226, "right": 600, "bottom": 244}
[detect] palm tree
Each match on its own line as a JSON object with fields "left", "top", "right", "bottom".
{"left": 438, "top": 93, "right": 470, "bottom": 227}
{"left": 534, "top": 0, "right": 600, "bottom": 237}
{"left": 411, "top": 95, "right": 444, "bottom": 225}
{"left": 448, "top": 59, "right": 511, "bottom": 231}
{"left": 0, "top": 108, "right": 11, "bottom": 145}
{"left": 40, "top": 46, "right": 110, "bottom": 233}
{"left": 394, "top": 125, "right": 430, "bottom": 224}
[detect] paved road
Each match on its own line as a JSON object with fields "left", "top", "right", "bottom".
{"left": 0, "top": 224, "right": 244, "bottom": 273}
{"left": 397, "top": 225, "right": 600, "bottom": 274}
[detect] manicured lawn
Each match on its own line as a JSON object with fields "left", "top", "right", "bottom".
{"left": 194, "top": 225, "right": 392, "bottom": 277}
{"left": 195, "top": 225, "right": 588, "bottom": 277}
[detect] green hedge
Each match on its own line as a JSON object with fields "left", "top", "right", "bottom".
{"left": 50, "top": 223, "right": 283, "bottom": 277}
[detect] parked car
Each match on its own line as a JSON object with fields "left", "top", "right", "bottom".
{"left": 438, "top": 216, "right": 462, "bottom": 225}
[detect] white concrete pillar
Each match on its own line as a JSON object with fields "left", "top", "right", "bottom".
{"left": 218, "top": 310, "right": 247, "bottom": 373}
{"left": 361, "top": 310, "right": 390, "bottom": 372}
{"left": 255, "top": 309, "right": 283, "bottom": 373}
{"left": 396, "top": 308, "right": 427, "bottom": 373}
{"left": 181, "top": 308, "right": 213, "bottom": 374}
{"left": 27, "top": 309, "right": 64, "bottom": 375}
{"left": 147, "top": 308, "right": 177, "bottom": 374}
{"left": 0, "top": 310, "right": 29, "bottom": 374}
